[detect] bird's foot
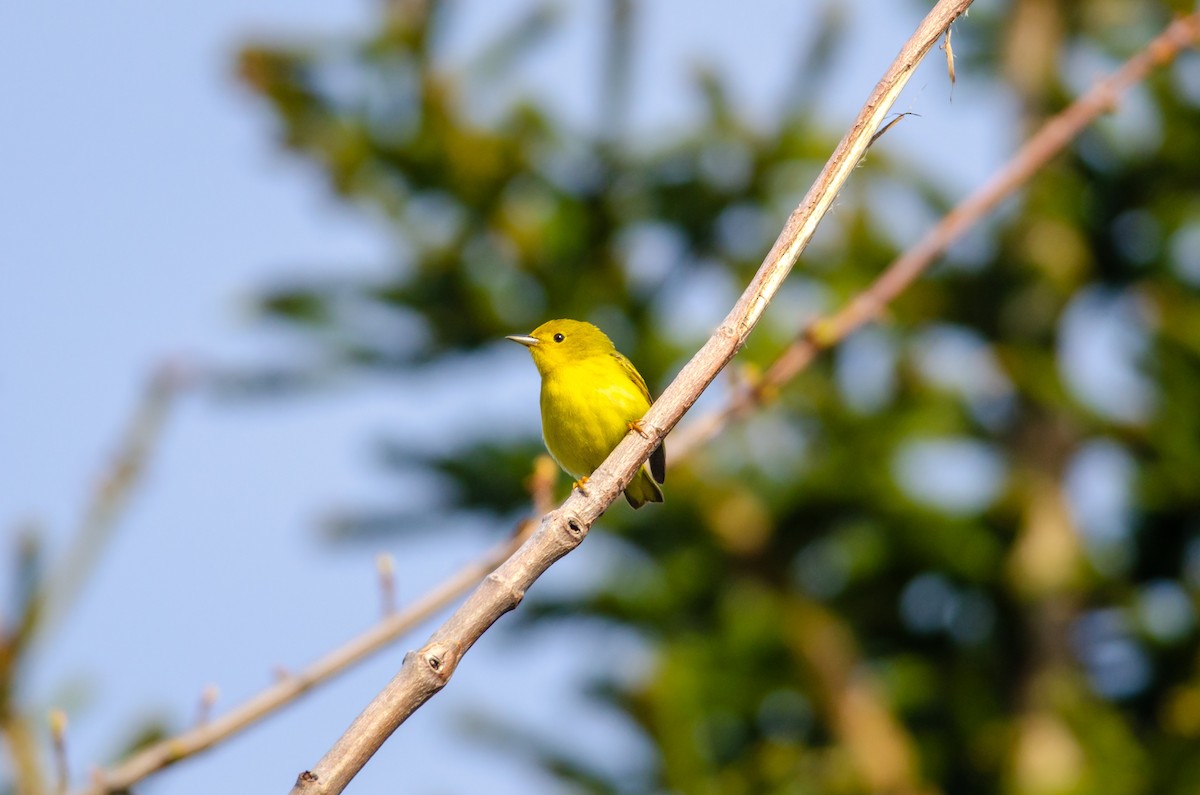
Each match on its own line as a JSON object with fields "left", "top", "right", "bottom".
{"left": 627, "top": 419, "right": 652, "bottom": 439}
{"left": 572, "top": 476, "right": 590, "bottom": 496}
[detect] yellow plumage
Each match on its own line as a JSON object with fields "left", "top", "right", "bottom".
{"left": 507, "top": 319, "right": 665, "bottom": 508}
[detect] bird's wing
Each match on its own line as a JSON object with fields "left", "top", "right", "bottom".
{"left": 612, "top": 351, "right": 652, "bottom": 404}
{"left": 612, "top": 351, "right": 666, "bottom": 484}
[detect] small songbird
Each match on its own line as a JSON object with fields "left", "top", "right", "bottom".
{"left": 507, "top": 319, "right": 666, "bottom": 508}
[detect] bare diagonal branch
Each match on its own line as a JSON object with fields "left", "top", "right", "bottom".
{"left": 672, "top": 11, "right": 1200, "bottom": 459}
{"left": 288, "top": 2, "right": 975, "bottom": 792}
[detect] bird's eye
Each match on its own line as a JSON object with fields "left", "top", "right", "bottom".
{"left": 553, "top": 333, "right": 564, "bottom": 343}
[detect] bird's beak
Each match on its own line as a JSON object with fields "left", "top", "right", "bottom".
{"left": 506, "top": 334, "right": 539, "bottom": 348}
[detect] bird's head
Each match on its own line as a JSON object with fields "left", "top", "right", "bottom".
{"left": 506, "top": 319, "right": 615, "bottom": 376}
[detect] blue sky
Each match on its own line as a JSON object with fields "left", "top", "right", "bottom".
{"left": 1, "top": 1, "right": 1016, "bottom": 792}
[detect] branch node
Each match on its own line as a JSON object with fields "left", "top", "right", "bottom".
{"left": 804, "top": 317, "right": 838, "bottom": 349}
{"left": 565, "top": 515, "right": 585, "bottom": 541}
{"left": 1148, "top": 31, "right": 1180, "bottom": 65}
{"left": 716, "top": 322, "right": 741, "bottom": 343}
{"left": 420, "top": 642, "right": 458, "bottom": 685}
{"left": 296, "top": 770, "right": 318, "bottom": 785}
{"left": 484, "top": 570, "right": 527, "bottom": 608}
{"left": 165, "top": 739, "right": 189, "bottom": 764}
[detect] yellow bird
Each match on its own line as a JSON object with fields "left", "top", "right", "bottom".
{"left": 507, "top": 319, "right": 665, "bottom": 508}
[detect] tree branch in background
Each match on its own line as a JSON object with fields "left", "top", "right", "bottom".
{"left": 50, "top": 710, "right": 68, "bottom": 795}
{"left": 1, "top": 364, "right": 186, "bottom": 795}
{"left": 41, "top": 364, "right": 186, "bottom": 641}
{"left": 60, "top": 11, "right": 1199, "bottom": 794}
{"left": 785, "top": 599, "right": 924, "bottom": 795}
{"left": 2, "top": 711, "right": 46, "bottom": 795}
{"left": 70, "top": 457, "right": 558, "bottom": 795}
{"left": 671, "top": 10, "right": 1200, "bottom": 460}
{"left": 289, "top": 2, "right": 974, "bottom": 792}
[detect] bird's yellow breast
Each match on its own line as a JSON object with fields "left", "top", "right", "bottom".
{"left": 539, "top": 355, "right": 651, "bottom": 479}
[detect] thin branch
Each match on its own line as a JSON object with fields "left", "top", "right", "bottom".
{"left": 69, "top": 459, "right": 556, "bottom": 795}
{"left": 375, "top": 554, "right": 397, "bottom": 618}
{"left": 785, "top": 599, "right": 924, "bottom": 795}
{"left": 288, "top": 2, "right": 974, "bottom": 792}
{"left": 1, "top": 365, "right": 185, "bottom": 795}
{"left": 3, "top": 711, "right": 47, "bottom": 795}
{"left": 73, "top": 532, "right": 527, "bottom": 795}
{"left": 49, "top": 710, "right": 68, "bottom": 795}
{"left": 194, "top": 685, "right": 220, "bottom": 729}
{"left": 39, "top": 364, "right": 185, "bottom": 643}
{"left": 670, "top": 10, "right": 1200, "bottom": 460}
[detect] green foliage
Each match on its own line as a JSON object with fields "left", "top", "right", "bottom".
{"left": 238, "top": 1, "right": 1200, "bottom": 793}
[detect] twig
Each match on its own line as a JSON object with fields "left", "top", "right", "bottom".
{"left": 74, "top": 529, "right": 529, "bottom": 795}
{"left": 785, "top": 599, "right": 924, "bottom": 795}
{"left": 288, "top": 2, "right": 974, "bottom": 792}
{"left": 670, "top": 10, "right": 1200, "bottom": 461}
{"left": 70, "top": 460, "right": 555, "bottom": 795}
{"left": 1, "top": 365, "right": 185, "bottom": 795}
{"left": 194, "top": 685, "right": 220, "bottom": 729}
{"left": 2, "top": 711, "right": 47, "bottom": 795}
{"left": 39, "top": 364, "right": 186, "bottom": 642}
{"left": 49, "top": 710, "right": 68, "bottom": 795}
{"left": 943, "top": 27, "right": 956, "bottom": 87}
{"left": 375, "top": 554, "right": 397, "bottom": 618}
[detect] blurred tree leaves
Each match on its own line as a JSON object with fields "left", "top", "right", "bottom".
{"left": 235, "top": 1, "right": 1200, "bottom": 793}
